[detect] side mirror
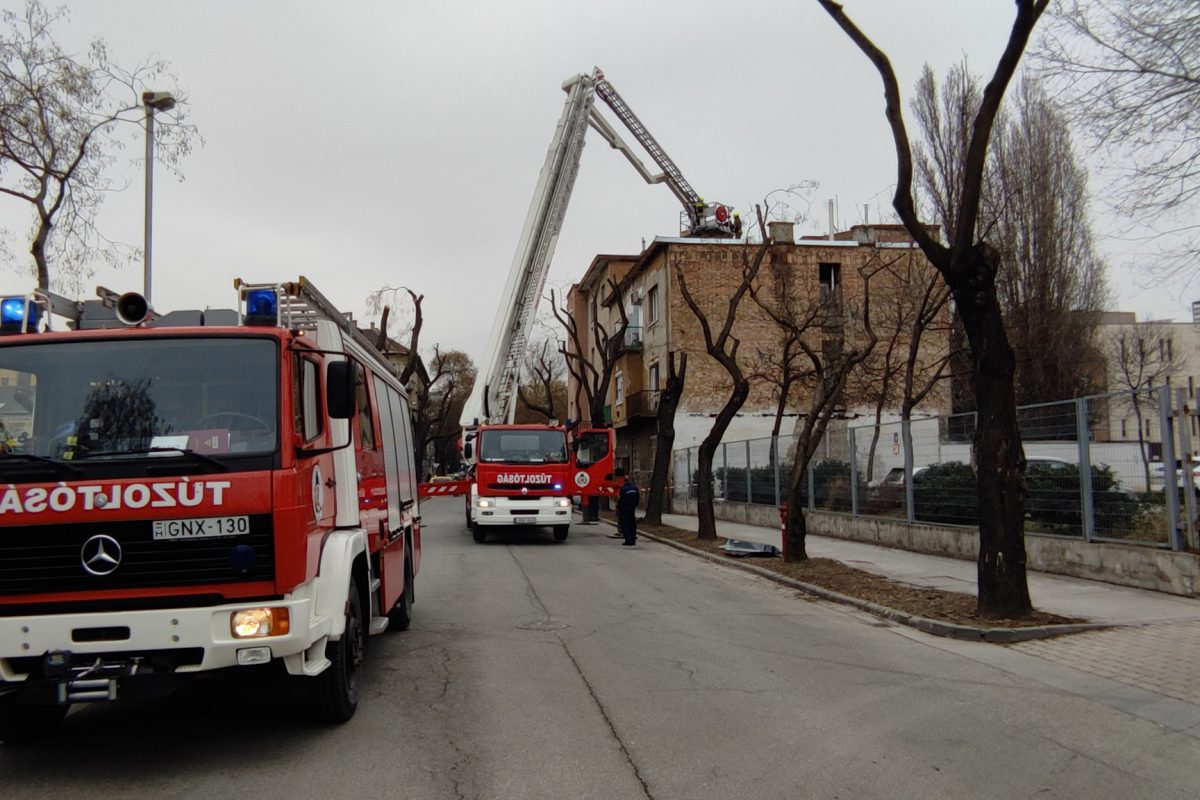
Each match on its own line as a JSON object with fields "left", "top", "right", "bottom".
{"left": 463, "top": 442, "right": 473, "bottom": 460}
{"left": 327, "top": 361, "right": 355, "bottom": 419}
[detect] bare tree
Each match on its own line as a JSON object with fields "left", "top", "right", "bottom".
{"left": 817, "top": 0, "right": 1049, "bottom": 618}
{"left": 641, "top": 351, "right": 686, "bottom": 526}
{"left": 410, "top": 348, "right": 475, "bottom": 480}
{"left": 515, "top": 336, "right": 566, "bottom": 423}
{"left": 365, "top": 285, "right": 423, "bottom": 387}
{"left": 751, "top": 249, "right": 879, "bottom": 560}
{"left": 987, "top": 79, "right": 1108, "bottom": 405}
{"left": 914, "top": 63, "right": 1106, "bottom": 407}
{"left": 0, "top": 1, "right": 196, "bottom": 291}
{"left": 551, "top": 276, "right": 629, "bottom": 427}
{"left": 1106, "top": 320, "right": 1183, "bottom": 487}
{"left": 746, "top": 331, "right": 807, "bottom": 448}
{"left": 677, "top": 219, "right": 770, "bottom": 541}
{"left": 1034, "top": 0, "right": 1200, "bottom": 279}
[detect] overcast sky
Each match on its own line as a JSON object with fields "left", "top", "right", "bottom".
{"left": 0, "top": 0, "right": 1189, "bottom": 368}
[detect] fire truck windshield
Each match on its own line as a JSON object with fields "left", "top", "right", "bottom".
{"left": 478, "top": 429, "right": 567, "bottom": 464}
{"left": 0, "top": 337, "right": 278, "bottom": 463}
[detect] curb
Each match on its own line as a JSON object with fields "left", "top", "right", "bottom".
{"left": 602, "top": 519, "right": 1106, "bottom": 643}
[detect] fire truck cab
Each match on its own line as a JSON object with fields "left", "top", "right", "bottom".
{"left": 0, "top": 278, "right": 419, "bottom": 740}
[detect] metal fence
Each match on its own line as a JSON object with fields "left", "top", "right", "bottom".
{"left": 671, "top": 388, "right": 1200, "bottom": 551}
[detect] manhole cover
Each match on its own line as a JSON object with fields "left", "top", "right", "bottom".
{"left": 517, "top": 620, "right": 569, "bottom": 632}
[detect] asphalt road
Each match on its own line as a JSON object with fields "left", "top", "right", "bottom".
{"left": 2, "top": 498, "right": 1198, "bottom": 799}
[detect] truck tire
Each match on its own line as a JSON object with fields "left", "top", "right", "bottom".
{"left": 388, "top": 542, "right": 415, "bottom": 632}
{"left": 310, "top": 578, "right": 364, "bottom": 723}
{"left": 0, "top": 696, "right": 68, "bottom": 743}
{"left": 553, "top": 525, "right": 569, "bottom": 542}
{"left": 471, "top": 522, "right": 486, "bottom": 544}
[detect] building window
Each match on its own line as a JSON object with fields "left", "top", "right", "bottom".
{"left": 1190, "top": 376, "right": 1195, "bottom": 396}
{"left": 648, "top": 363, "right": 660, "bottom": 392}
{"left": 819, "top": 263, "right": 841, "bottom": 302}
{"left": 1168, "top": 338, "right": 1174, "bottom": 361}
{"left": 1120, "top": 418, "right": 1127, "bottom": 438}
{"left": 648, "top": 285, "right": 660, "bottom": 324}
{"left": 615, "top": 372, "right": 625, "bottom": 405}
{"left": 1146, "top": 418, "right": 1153, "bottom": 437}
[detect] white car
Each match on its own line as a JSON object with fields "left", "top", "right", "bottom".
{"left": 1149, "top": 461, "right": 1200, "bottom": 491}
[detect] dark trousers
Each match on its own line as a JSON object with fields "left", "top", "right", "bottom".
{"left": 618, "top": 508, "right": 637, "bottom": 544}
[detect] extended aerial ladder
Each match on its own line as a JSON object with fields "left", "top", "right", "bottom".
{"left": 461, "top": 67, "right": 735, "bottom": 428}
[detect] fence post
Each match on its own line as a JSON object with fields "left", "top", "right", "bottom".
{"left": 772, "top": 435, "right": 781, "bottom": 507}
{"left": 849, "top": 426, "right": 859, "bottom": 516}
{"left": 1075, "top": 397, "right": 1095, "bottom": 542}
{"left": 686, "top": 447, "right": 693, "bottom": 513}
{"left": 721, "top": 442, "right": 728, "bottom": 500}
{"left": 807, "top": 459, "right": 815, "bottom": 512}
{"left": 1178, "top": 389, "right": 1199, "bottom": 550}
{"left": 746, "top": 440, "right": 753, "bottom": 505}
{"left": 902, "top": 417, "right": 915, "bottom": 524}
{"left": 1159, "top": 388, "right": 1183, "bottom": 550}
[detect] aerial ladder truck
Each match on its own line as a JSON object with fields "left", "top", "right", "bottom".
{"left": 433, "top": 67, "right": 735, "bottom": 543}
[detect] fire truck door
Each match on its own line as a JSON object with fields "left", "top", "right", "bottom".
{"left": 572, "top": 427, "right": 616, "bottom": 497}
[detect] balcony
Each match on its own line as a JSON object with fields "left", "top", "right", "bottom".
{"left": 607, "top": 326, "right": 643, "bottom": 359}
{"left": 624, "top": 390, "right": 660, "bottom": 420}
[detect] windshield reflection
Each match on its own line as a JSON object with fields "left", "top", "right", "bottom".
{"left": 0, "top": 337, "right": 278, "bottom": 462}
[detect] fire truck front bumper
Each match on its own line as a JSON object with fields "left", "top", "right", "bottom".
{"left": 472, "top": 495, "right": 573, "bottom": 527}
{"left": 0, "top": 597, "right": 328, "bottom": 702}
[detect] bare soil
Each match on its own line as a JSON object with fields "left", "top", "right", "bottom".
{"left": 622, "top": 515, "right": 1080, "bottom": 629}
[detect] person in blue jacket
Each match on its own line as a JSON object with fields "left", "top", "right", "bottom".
{"left": 617, "top": 474, "right": 640, "bottom": 547}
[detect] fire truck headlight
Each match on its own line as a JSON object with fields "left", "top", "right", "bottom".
{"left": 476, "top": 498, "right": 494, "bottom": 509}
{"left": 555, "top": 498, "right": 571, "bottom": 508}
{"left": 231, "top": 607, "right": 291, "bottom": 638}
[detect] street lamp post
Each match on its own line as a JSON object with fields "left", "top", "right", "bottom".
{"left": 142, "top": 91, "right": 176, "bottom": 306}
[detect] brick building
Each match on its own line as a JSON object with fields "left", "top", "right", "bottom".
{"left": 565, "top": 223, "right": 951, "bottom": 482}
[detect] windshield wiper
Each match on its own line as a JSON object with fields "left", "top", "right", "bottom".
{"left": 0, "top": 452, "right": 84, "bottom": 478}
{"left": 75, "top": 447, "right": 229, "bottom": 472}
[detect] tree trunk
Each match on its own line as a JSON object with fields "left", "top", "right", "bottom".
{"left": 32, "top": 213, "right": 51, "bottom": 291}
{"left": 782, "top": 459, "right": 809, "bottom": 560}
{"left": 643, "top": 353, "right": 686, "bottom": 526}
{"left": 950, "top": 246, "right": 1032, "bottom": 618}
{"left": 695, "top": 380, "right": 750, "bottom": 539}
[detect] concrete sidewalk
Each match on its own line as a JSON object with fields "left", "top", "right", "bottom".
{"left": 630, "top": 512, "right": 1200, "bottom": 719}
{"left": 656, "top": 512, "right": 1200, "bottom": 628}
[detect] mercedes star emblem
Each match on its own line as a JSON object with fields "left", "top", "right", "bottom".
{"left": 81, "top": 534, "right": 123, "bottom": 576}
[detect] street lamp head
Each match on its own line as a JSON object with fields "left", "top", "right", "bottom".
{"left": 142, "top": 91, "right": 176, "bottom": 112}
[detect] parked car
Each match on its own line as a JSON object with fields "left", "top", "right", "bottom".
{"left": 1149, "top": 461, "right": 1200, "bottom": 491}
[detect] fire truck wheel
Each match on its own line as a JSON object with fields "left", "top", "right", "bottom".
{"left": 310, "top": 579, "right": 364, "bottom": 723}
{"left": 0, "top": 696, "right": 69, "bottom": 743}
{"left": 388, "top": 543, "right": 415, "bottom": 632}
{"left": 471, "top": 523, "right": 486, "bottom": 544}
{"left": 553, "top": 525, "right": 569, "bottom": 542}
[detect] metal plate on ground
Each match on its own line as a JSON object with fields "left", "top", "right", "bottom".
{"left": 720, "top": 538, "right": 780, "bottom": 557}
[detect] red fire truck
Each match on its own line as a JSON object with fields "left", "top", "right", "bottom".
{"left": 0, "top": 278, "right": 419, "bottom": 741}
{"left": 457, "top": 423, "right": 614, "bottom": 543}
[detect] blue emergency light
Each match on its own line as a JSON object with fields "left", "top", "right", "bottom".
{"left": 0, "top": 296, "right": 41, "bottom": 334}
{"left": 243, "top": 288, "right": 280, "bottom": 326}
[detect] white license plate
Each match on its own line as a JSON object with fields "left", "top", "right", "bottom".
{"left": 153, "top": 515, "right": 250, "bottom": 540}
{"left": 513, "top": 516, "right": 536, "bottom": 525}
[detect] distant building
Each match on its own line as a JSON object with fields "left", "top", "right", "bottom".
{"left": 1094, "top": 308, "right": 1200, "bottom": 457}
{"left": 565, "top": 223, "right": 951, "bottom": 482}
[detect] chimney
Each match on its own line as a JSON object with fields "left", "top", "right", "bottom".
{"left": 768, "top": 221, "right": 795, "bottom": 244}
{"left": 827, "top": 200, "right": 835, "bottom": 240}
